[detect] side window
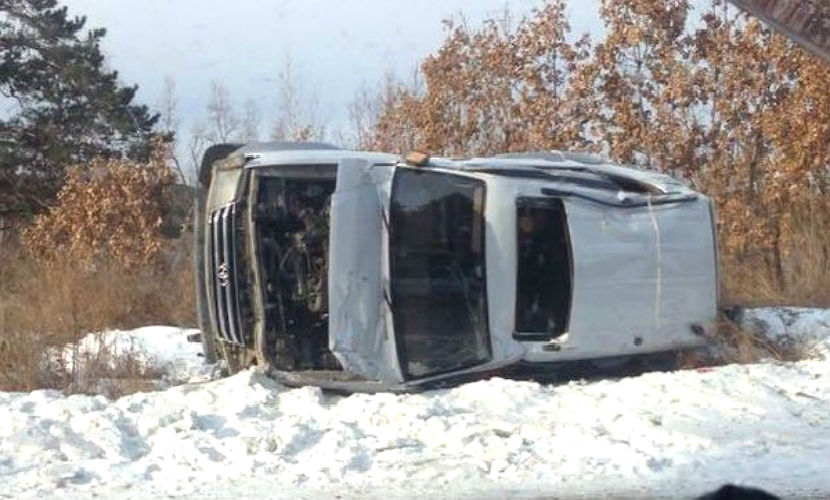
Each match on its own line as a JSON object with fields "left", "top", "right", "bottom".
{"left": 515, "top": 197, "right": 572, "bottom": 339}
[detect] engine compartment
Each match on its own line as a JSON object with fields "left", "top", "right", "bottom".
{"left": 255, "top": 176, "right": 341, "bottom": 371}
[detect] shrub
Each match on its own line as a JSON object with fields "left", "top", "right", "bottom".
{"left": 1, "top": 141, "right": 196, "bottom": 394}
{"left": 22, "top": 142, "right": 175, "bottom": 269}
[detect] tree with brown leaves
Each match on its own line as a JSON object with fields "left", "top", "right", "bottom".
{"left": 23, "top": 142, "right": 175, "bottom": 269}
{"left": 368, "top": 0, "right": 829, "bottom": 302}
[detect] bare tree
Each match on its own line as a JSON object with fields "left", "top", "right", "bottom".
{"left": 187, "top": 121, "right": 209, "bottom": 184}
{"left": 158, "top": 75, "right": 179, "bottom": 137}
{"left": 356, "top": 69, "right": 423, "bottom": 153}
{"left": 240, "top": 99, "right": 261, "bottom": 143}
{"left": 345, "top": 83, "right": 380, "bottom": 149}
{"left": 206, "top": 81, "right": 239, "bottom": 143}
{"left": 271, "top": 55, "right": 325, "bottom": 142}
{"left": 343, "top": 71, "right": 412, "bottom": 150}
{"left": 157, "top": 76, "right": 188, "bottom": 184}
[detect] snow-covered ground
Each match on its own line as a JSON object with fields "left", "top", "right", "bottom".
{"left": 1, "top": 308, "right": 829, "bottom": 500}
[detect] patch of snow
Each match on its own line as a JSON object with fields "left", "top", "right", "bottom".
{"left": 1, "top": 310, "right": 828, "bottom": 499}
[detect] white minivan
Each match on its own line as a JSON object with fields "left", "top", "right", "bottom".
{"left": 195, "top": 142, "right": 718, "bottom": 391}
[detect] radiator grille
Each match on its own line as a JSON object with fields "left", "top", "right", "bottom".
{"left": 208, "top": 203, "right": 244, "bottom": 345}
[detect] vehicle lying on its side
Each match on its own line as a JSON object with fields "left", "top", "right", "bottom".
{"left": 194, "top": 142, "right": 718, "bottom": 392}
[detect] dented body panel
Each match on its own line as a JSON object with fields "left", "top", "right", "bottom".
{"left": 327, "top": 159, "right": 401, "bottom": 382}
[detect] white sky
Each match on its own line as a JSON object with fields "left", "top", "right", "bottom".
{"left": 62, "top": 0, "right": 602, "bottom": 148}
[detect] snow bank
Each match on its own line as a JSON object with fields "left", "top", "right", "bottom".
{"left": 2, "top": 362, "right": 828, "bottom": 499}
{"left": 61, "top": 326, "right": 217, "bottom": 386}
{"left": 1, "top": 310, "right": 828, "bottom": 499}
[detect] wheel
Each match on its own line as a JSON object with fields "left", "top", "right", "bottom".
{"left": 193, "top": 186, "right": 218, "bottom": 363}
{"left": 192, "top": 143, "right": 242, "bottom": 364}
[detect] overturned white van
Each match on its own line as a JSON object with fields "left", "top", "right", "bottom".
{"left": 194, "top": 142, "right": 718, "bottom": 391}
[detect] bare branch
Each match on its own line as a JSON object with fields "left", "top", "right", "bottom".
{"left": 187, "top": 121, "right": 209, "bottom": 178}
{"left": 271, "top": 54, "right": 325, "bottom": 142}
{"left": 240, "top": 99, "right": 261, "bottom": 143}
{"left": 158, "top": 75, "right": 179, "bottom": 137}
{"left": 206, "top": 81, "right": 239, "bottom": 143}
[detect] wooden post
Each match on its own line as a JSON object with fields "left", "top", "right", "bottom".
{"left": 728, "top": 0, "right": 830, "bottom": 63}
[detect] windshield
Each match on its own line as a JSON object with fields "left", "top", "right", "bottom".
{"left": 389, "top": 168, "right": 490, "bottom": 379}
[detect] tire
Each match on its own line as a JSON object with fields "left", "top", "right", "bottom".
{"left": 193, "top": 143, "right": 242, "bottom": 363}
{"left": 193, "top": 186, "right": 218, "bottom": 363}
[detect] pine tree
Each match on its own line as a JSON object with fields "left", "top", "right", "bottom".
{"left": 0, "top": 0, "right": 159, "bottom": 215}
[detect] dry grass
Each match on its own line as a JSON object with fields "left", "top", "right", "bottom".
{"left": 692, "top": 202, "right": 828, "bottom": 367}
{"left": 721, "top": 202, "right": 830, "bottom": 308}
{"left": 673, "top": 313, "right": 808, "bottom": 371}
{"left": 712, "top": 315, "right": 803, "bottom": 365}
{"left": 0, "top": 239, "right": 195, "bottom": 394}
{"left": 61, "top": 335, "right": 168, "bottom": 398}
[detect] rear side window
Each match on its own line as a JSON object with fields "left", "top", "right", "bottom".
{"left": 515, "top": 197, "right": 572, "bottom": 339}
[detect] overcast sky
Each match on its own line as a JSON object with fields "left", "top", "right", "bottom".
{"left": 62, "top": 0, "right": 602, "bottom": 149}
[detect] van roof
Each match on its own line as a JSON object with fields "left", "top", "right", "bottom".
{"left": 236, "top": 141, "right": 398, "bottom": 168}
{"left": 408, "top": 152, "right": 694, "bottom": 197}
{"left": 227, "top": 142, "right": 693, "bottom": 197}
